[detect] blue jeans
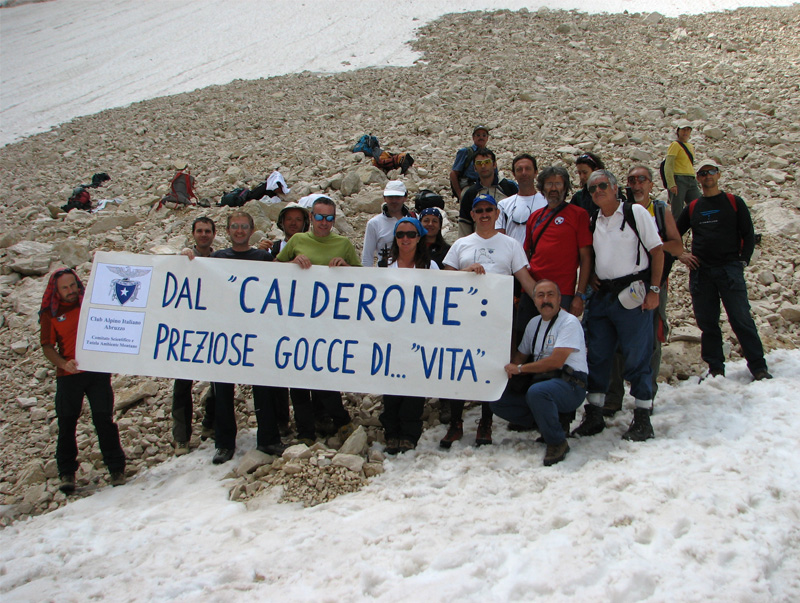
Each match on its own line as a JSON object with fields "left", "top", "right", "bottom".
{"left": 586, "top": 291, "right": 655, "bottom": 401}
{"left": 492, "top": 376, "right": 586, "bottom": 444}
{"left": 690, "top": 262, "right": 767, "bottom": 375}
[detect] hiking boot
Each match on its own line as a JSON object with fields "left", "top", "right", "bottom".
{"left": 384, "top": 438, "right": 400, "bottom": 455}
{"left": 173, "top": 441, "right": 190, "bottom": 456}
{"left": 297, "top": 437, "right": 316, "bottom": 447}
{"left": 622, "top": 408, "right": 654, "bottom": 442}
{"left": 752, "top": 369, "right": 773, "bottom": 381}
{"left": 439, "top": 421, "right": 463, "bottom": 449}
{"left": 337, "top": 422, "right": 357, "bottom": 442}
{"left": 200, "top": 426, "right": 215, "bottom": 441}
{"left": 212, "top": 448, "right": 235, "bottom": 465}
{"left": 475, "top": 418, "right": 493, "bottom": 446}
{"left": 109, "top": 471, "right": 126, "bottom": 487}
{"left": 559, "top": 411, "right": 576, "bottom": 435}
{"left": 315, "top": 417, "right": 337, "bottom": 436}
{"left": 59, "top": 473, "right": 76, "bottom": 494}
{"left": 571, "top": 404, "right": 605, "bottom": 437}
{"left": 278, "top": 422, "right": 293, "bottom": 438}
{"left": 256, "top": 442, "right": 286, "bottom": 456}
{"left": 397, "top": 439, "right": 416, "bottom": 453}
{"left": 601, "top": 397, "right": 623, "bottom": 417}
{"left": 543, "top": 441, "right": 570, "bottom": 466}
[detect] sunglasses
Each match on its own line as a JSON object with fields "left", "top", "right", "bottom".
{"left": 587, "top": 182, "right": 612, "bottom": 194}
{"left": 228, "top": 223, "right": 252, "bottom": 230}
{"left": 472, "top": 207, "right": 495, "bottom": 214}
{"left": 313, "top": 213, "right": 335, "bottom": 222}
{"left": 627, "top": 175, "right": 651, "bottom": 184}
{"left": 474, "top": 159, "right": 494, "bottom": 167}
{"left": 395, "top": 231, "right": 419, "bottom": 239}
{"left": 577, "top": 154, "right": 597, "bottom": 168}
{"left": 697, "top": 168, "right": 720, "bottom": 177}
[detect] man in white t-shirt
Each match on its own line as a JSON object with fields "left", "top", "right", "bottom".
{"left": 492, "top": 280, "right": 588, "bottom": 466}
{"left": 572, "top": 170, "right": 664, "bottom": 443}
{"left": 441, "top": 193, "right": 537, "bottom": 448}
{"left": 495, "top": 153, "right": 546, "bottom": 246}
{"left": 362, "top": 180, "right": 413, "bottom": 267}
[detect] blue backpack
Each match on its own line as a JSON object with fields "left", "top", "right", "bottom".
{"left": 353, "top": 134, "right": 381, "bottom": 158}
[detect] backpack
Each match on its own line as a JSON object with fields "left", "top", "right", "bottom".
{"left": 451, "top": 146, "right": 479, "bottom": 198}
{"left": 61, "top": 186, "right": 92, "bottom": 212}
{"left": 353, "top": 134, "right": 382, "bottom": 158}
{"left": 414, "top": 190, "right": 445, "bottom": 212}
{"left": 157, "top": 169, "right": 197, "bottom": 209}
{"left": 659, "top": 142, "right": 694, "bottom": 188}
{"left": 373, "top": 151, "right": 414, "bottom": 174}
{"left": 590, "top": 201, "right": 651, "bottom": 273}
{"left": 219, "top": 187, "right": 250, "bottom": 208}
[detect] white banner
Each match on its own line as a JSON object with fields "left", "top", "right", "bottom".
{"left": 76, "top": 252, "right": 514, "bottom": 401}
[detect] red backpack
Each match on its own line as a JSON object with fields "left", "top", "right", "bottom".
{"left": 157, "top": 169, "right": 197, "bottom": 210}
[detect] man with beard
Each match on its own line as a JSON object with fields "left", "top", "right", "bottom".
{"left": 40, "top": 268, "right": 126, "bottom": 492}
{"left": 492, "top": 280, "right": 588, "bottom": 466}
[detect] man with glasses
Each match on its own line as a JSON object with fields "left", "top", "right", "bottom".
{"left": 275, "top": 197, "right": 360, "bottom": 444}
{"left": 675, "top": 160, "right": 772, "bottom": 381}
{"left": 442, "top": 193, "right": 537, "bottom": 447}
{"left": 572, "top": 170, "right": 664, "bottom": 442}
{"left": 496, "top": 153, "right": 547, "bottom": 246}
{"left": 457, "top": 148, "right": 518, "bottom": 238}
{"left": 602, "top": 167, "right": 683, "bottom": 417}
{"left": 209, "top": 211, "right": 285, "bottom": 464}
{"left": 450, "top": 125, "right": 491, "bottom": 201}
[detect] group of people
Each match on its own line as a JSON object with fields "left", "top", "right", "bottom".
{"left": 40, "top": 122, "right": 773, "bottom": 494}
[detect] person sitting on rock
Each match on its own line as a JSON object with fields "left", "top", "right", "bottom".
{"left": 39, "top": 268, "right": 126, "bottom": 493}
{"left": 61, "top": 172, "right": 110, "bottom": 213}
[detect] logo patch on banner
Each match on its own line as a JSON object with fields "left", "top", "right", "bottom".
{"left": 90, "top": 264, "right": 153, "bottom": 308}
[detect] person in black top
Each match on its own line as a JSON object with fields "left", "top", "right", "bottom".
{"left": 209, "top": 211, "right": 286, "bottom": 464}
{"left": 676, "top": 160, "right": 772, "bottom": 381}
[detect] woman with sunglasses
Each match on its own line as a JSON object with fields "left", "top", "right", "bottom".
{"left": 380, "top": 218, "right": 437, "bottom": 454}
{"left": 418, "top": 207, "right": 450, "bottom": 269}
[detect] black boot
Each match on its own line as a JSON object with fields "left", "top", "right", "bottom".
{"left": 571, "top": 404, "right": 605, "bottom": 437}
{"left": 622, "top": 408, "right": 654, "bottom": 441}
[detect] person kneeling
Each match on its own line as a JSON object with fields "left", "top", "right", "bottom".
{"left": 492, "top": 280, "right": 588, "bottom": 466}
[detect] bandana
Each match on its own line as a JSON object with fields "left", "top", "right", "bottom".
{"left": 39, "top": 268, "right": 84, "bottom": 320}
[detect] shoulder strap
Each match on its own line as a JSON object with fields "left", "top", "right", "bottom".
{"left": 459, "top": 147, "right": 477, "bottom": 176}
{"left": 726, "top": 192, "right": 738, "bottom": 212}
{"left": 678, "top": 142, "right": 694, "bottom": 164}
{"left": 621, "top": 202, "right": 647, "bottom": 266}
{"left": 528, "top": 203, "right": 568, "bottom": 257}
{"left": 653, "top": 200, "right": 667, "bottom": 240}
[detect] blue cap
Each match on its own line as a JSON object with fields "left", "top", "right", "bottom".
{"left": 472, "top": 193, "right": 497, "bottom": 209}
{"left": 394, "top": 217, "right": 427, "bottom": 238}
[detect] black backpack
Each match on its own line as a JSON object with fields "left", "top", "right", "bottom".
{"left": 219, "top": 188, "right": 249, "bottom": 207}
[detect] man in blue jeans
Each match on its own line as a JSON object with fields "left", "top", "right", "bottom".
{"left": 492, "top": 280, "right": 588, "bottom": 466}
{"left": 676, "top": 159, "right": 772, "bottom": 381}
{"left": 572, "top": 170, "right": 665, "bottom": 442}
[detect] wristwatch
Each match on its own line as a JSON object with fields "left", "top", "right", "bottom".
{"left": 649, "top": 285, "right": 661, "bottom": 294}
{"left": 577, "top": 291, "right": 587, "bottom": 301}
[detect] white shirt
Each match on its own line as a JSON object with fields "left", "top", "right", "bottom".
{"left": 443, "top": 232, "right": 528, "bottom": 275}
{"left": 362, "top": 212, "right": 400, "bottom": 266}
{"left": 592, "top": 202, "right": 662, "bottom": 280}
{"left": 495, "top": 193, "right": 547, "bottom": 245}
{"left": 519, "top": 310, "right": 588, "bottom": 374}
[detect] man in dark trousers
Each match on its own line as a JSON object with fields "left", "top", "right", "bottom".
{"left": 40, "top": 268, "right": 126, "bottom": 493}
{"left": 676, "top": 159, "right": 772, "bottom": 381}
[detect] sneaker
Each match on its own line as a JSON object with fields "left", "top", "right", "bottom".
{"left": 200, "top": 426, "right": 215, "bottom": 441}
{"left": 475, "top": 418, "right": 492, "bottom": 446}
{"left": 439, "top": 421, "right": 463, "bottom": 449}
{"left": 109, "top": 471, "right": 126, "bottom": 487}
{"left": 601, "top": 397, "right": 622, "bottom": 417}
{"left": 752, "top": 369, "right": 773, "bottom": 381}
{"left": 59, "top": 473, "right": 76, "bottom": 494}
{"left": 256, "top": 442, "right": 286, "bottom": 456}
{"left": 384, "top": 438, "right": 400, "bottom": 455}
{"left": 212, "top": 448, "right": 235, "bottom": 464}
{"left": 543, "top": 441, "right": 570, "bottom": 466}
{"left": 622, "top": 408, "right": 654, "bottom": 442}
{"left": 397, "top": 439, "right": 416, "bottom": 453}
{"left": 173, "top": 441, "right": 190, "bottom": 456}
{"left": 571, "top": 404, "right": 606, "bottom": 437}
{"left": 337, "top": 422, "right": 357, "bottom": 442}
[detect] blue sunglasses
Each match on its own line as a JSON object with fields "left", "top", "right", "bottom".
{"left": 313, "top": 213, "right": 335, "bottom": 222}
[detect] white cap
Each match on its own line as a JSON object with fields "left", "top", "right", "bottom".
{"left": 618, "top": 280, "right": 647, "bottom": 310}
{"left": 383, "top": 180, "right": 407, "bottom": 197}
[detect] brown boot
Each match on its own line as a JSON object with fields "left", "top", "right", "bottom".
{"left": 439, "top": 421, "right": 463, "bottom": 449}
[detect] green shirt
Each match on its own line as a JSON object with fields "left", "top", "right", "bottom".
{"left": 275, "top": 231, "right": 362, "bottom": 267}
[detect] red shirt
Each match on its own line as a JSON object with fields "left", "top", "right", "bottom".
{"left": 40, "top": 302, "right": 80, "bottom": 377}
{"left": 524, "top": 204, "right": 592, "bottom": 295}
